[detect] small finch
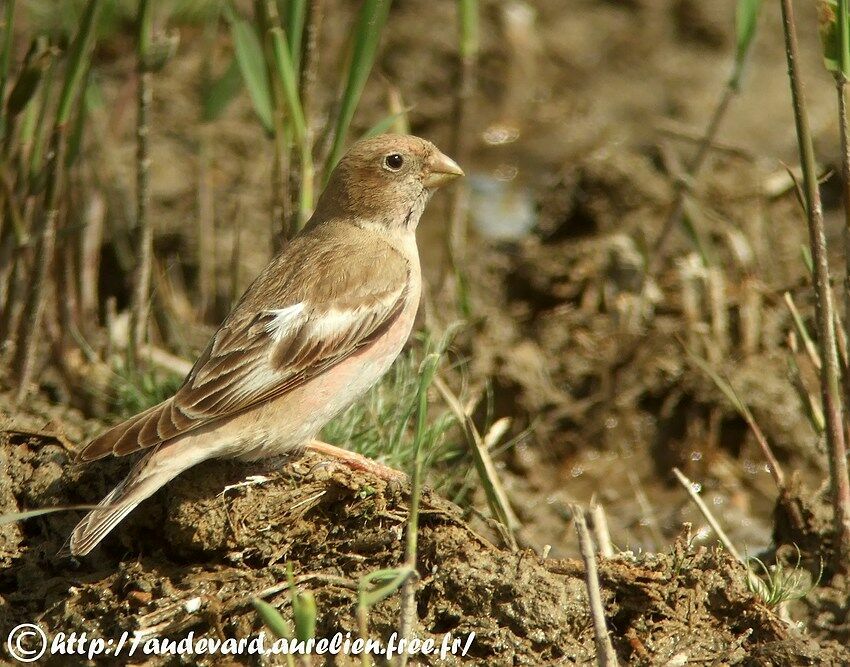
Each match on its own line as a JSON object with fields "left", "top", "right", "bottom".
{"left": 69, "top": 134, "right": 463, "bottom": 556}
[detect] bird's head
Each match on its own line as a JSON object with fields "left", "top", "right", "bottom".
{"left": 312, "top": 134, "right": 463, "bottom": 230}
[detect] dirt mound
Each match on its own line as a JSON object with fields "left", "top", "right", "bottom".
{"left": 1, "top": 428, "right": 847, "bottom": 665}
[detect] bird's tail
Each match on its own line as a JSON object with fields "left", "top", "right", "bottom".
{"left": 69, "top": 443, "right": 195, "bottom": 556}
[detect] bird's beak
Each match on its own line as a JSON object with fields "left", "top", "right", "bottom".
{"left": 423, "top": 151, "right": 464, "bottom": 189}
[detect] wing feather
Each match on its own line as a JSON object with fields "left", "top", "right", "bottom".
{"left": 76, "top": 227, "right": 411, "bottom": 462}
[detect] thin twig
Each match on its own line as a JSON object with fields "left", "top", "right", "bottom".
{"left": 683, "top": 343, "right": 786, "bottom": 490}
{"left": 299, "top": 0, "right": 322, "bottom": 121}
{"left": 838, "top": 58, "right": 850, "bottom": 435}
{"left": 299, "top": 0, "right": 323, "bottom": 183}
{"left": 627, "top": 470, "right": 665, "bottom": 551}
{"left": 0, "top": 229, "right": 23, "bottom": 347}
{"left": 10, "top": 0, "right": 100, "bottom": 399}
{"left": 672, "top": 468, "right": 743, "bottom": 564}
{"left": 571, "top": 505, "right": 618, "bottom": 667}
{"left": 104, "top": 296, "right": 116, "bottom": 361}
{"left": 78, "top": 192, "right": 104, "bottom": 336}
{"left": 650, "top": 84, "right": 736, "bottom": 267}
{"left": 256, "top": 0, "right": 290, "bottom": 246}
{"left": 589, "top": 501, "right": 614, "bottom": 559}
{"left": 229, "top": 216, "right": 242, "bottom": 309}
{"left": 13, "top": 126, "right": 67, "bottom": 403}
{"left": 655, "top": 120, "right": 754, "bottom": 160}
{"left": 128, "top": 0, "right": 154, "bottom": 367}
{"left": 783, "top": 291, "right": 822, "bottom": 371}
{"left": 393, "top": 356, "right": 442, "bottom": 666}
{"left": 787, "top": 333, "right": 826, "bottom": 434}
{"left": 0, "top": 0, "right": 15, "bottom": 144}
{"left": 446, "top": 0, "right": 478, "bottom": 316}
{"left": 197, "top": 127, "right": 215, "bottom": 320}
{"left": 56, "top": 210, "right": 76, "bottom": 354}
{"left": 448, "top": 0, "right": 477, "bottom": 225}
{"left": 780, "top": 0, "right": 850, "bottom": 572}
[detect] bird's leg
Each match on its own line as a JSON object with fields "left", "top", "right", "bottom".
{"left": 306, "top": 439, "right": 406, "bottom": 481}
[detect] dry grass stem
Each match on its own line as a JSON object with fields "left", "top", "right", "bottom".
{"left": 78, "top": 193, "right": 104, "bottom": 333}
{"left": 780, "top": 0, "right": 850, "bottom": 571}
{"left": 673, "top": 467, "right": 743, "bottom": 564}
{"left": 434, "top": 376, "right": 519, "bottom": 549}
{"left": 13, "top": 127, "right": 67, "bottom": 403}
{"left": 589, "top": 501, "right": 615, "bottom": 559}
{"left": 684, "top": 345, "right": 786, "bottom": 490}
{"left": 651, "top": 85, "right": 736, "bottom": 267}
{"left": 571, "top": 504, "right": 618, "bottom": 667}
{"left": 627, "top": 470, "right": 665, "bottom": 550}
{"left": 197, "top": 125, "right": 215, "bottom": 320}
{"left": 129, "top": 0, "right": 154, "bottom": 367}
{"left": 784, "top": 291, "right": 822, "bottom": 371}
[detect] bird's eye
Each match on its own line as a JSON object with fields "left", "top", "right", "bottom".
{"left": 383, "top": 153, "right": 405, "bottom": 171}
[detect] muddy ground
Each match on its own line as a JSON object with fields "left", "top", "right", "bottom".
{"left": 3, "top": 0, "right": 850, "bottom": 663}
{"left": 2, "top": 423, "right": 849, "bottom": 665}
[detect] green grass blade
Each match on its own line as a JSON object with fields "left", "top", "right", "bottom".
{"left": 0, "top": 0, "right": 16, "bottom": 139}
{"left": 362, "top": 110, "right": 408, "bottom": 139}
{"left": 458, "top": 0, "right": 479, "bottom": 59}
{"left": 819, "top": 0, "right": 850, "bottom": 74}
{"left": 283, "top": 0, "right": 307, "bottom": 72}
{"left": 2, "top": 39, "right": 50, "bottom": 167}
{"left": 202, "top": 56, "right": 242, "bottom": 122}
{"left": 226, "top": 4, "right": 274, "bottom": 134}
{"left": 18, "top": 84, "right": 40, "bottom": 148}
{"left": 412, "top": 354, "right": 440, "bottom": 475}
{"left": 252, "top": 598, "right": 291, "bottom": 639}
{"left": 26, "top": 50, "right": 56, "bottom": 180}
{"left": 841, "top": 0, "right": 850, "bottom": 75}
{"left": 787, "top": 353, "right": 826, "bottom": 433}
{"left": 138, "top": 0, "right": 153, "bottom": 63}
{"left": 784, "top": 291, "right": 823, "bottom": 371}
{"left": 404, "top": 353, "right": 440, "bottom": 555}
{"left": 56, "top": 0, "right": 102, "bottom": 126}
{"left": 269, "top": 27, "right": 306, "bottom": 141}
{"left": 292, "top": 591, "right": 316, "bottom": 642}
{"left": 684, "top": 347, "right": 750, "bottom": 417}
{"left": 801, "top": 244, "right": 814, "bottom": 276}
{"left": 357, "top": 567, "right": 413, "bottom": 608}
{"left": 65, "top": 64, "right": 92, "bottom": 167}
{"left": 732, "top": 0, "right": 762, "bottom": 89}
{"left": 270, "top": 26, "right": 314, "bottom": 226}
{"left": 5, "top": 41, "right": 47, "bottom": 120}
{"left": 284, "top": 562, "right": 316, "bottom": 642}
{"left": 324, "top": 0, "right": 391, "bottom": 178}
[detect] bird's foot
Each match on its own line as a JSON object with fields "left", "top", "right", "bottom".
{"left": 306, "top": 439, "right": 407, "bottom": 482}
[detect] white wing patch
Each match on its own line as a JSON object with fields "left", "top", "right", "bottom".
{"left": 263, "top": 303, "right": 306, "bottom": 341}
{"left": 311, "top": 307, "right": 363, "bottom": 338}
{"left": 309, "top": 290, "right": 401, "bottom": 341}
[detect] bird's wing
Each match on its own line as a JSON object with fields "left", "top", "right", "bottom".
{"left": 78, "top": 235, "right": 411, "bottom": 461}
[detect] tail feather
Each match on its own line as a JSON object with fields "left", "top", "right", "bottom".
{"left": 69, "top": 496, "right": 142, "bottom": 557}
{"left": 69, "top": 447, "right": 182, "bottom": 556}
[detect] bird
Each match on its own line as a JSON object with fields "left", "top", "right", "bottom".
{"left": 68, "top": 134, "right": 463, "bottom": 556}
